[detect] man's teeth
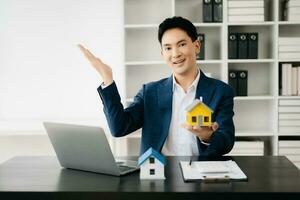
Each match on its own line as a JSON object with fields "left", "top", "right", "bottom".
{"left": 174, "top": 59, "right": 184, "bottom": 64}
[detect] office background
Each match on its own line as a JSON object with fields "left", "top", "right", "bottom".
{"left": 1, "top": 0, "right": 300, "bottom": 169}
{"left": 0, "top": 0, "right": 124, "bottom": 163}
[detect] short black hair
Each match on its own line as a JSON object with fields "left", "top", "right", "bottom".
{"left": 158, "top": 16, "right": 198, "bottom": 44}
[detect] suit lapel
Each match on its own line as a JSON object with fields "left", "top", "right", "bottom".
{"left": 195, "top": 70, "right": 215, "bottom": 105}
{"left": 157, "top": 76, "right": 173, "bottom": 149}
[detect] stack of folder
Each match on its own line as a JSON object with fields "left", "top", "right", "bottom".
{"left": 227, "top": 140, "right": 264, "bottom": 156}
{"left": 228, "top": 0, "right": 265, "bottom": 22}
{"left": 228, "top": 33, "right": 258, "bottom": 59}
{"left": 279, "top": 100, "right": 300, "bottom": 133}
{"left": 228, "top": 70, "right": 248, "bottom": 96}
{"left": 283, "top": 0, "right": 300, "bottom": 21}
{"left": 279, "top": 139, "right": 300, "bottom": 169}
{"left": 202, "top": 0, "right": 223, "bottom": 22}
{"left": 279, "top": 37, "right": 300, "bottom": 60}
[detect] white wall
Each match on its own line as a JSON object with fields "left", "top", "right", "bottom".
{"left": 0, "top": 0, "right": 124, "bottom": 162}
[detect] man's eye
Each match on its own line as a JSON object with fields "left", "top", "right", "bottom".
{"left": 165, "top": 47, "right": 171, "bottom": 51}
{"left": 179, "top": 43, "right": 186, "bottom": 47}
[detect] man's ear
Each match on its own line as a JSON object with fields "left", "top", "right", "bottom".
{"left": 160, "top": 48, "right": 163, "bottom": 56}
{"left": 195, "top": 40, "right": 201, "bottom": 55}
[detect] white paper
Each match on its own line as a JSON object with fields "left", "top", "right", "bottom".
{"left": 180, "top": 160, "right": 247, "bottom": 180}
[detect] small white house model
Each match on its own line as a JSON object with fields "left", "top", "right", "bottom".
{"left": 138, "top": 147, "right": 166, "bottom": 180}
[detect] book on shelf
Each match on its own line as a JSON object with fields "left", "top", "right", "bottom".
{"left": 197, "top": 33, "right": 205, "bottom": 60}
{"left": 279, "top": 120, "right": 300, "bottom": 126}
{"left": 247, "top": 33, "right": 258, "bottom": 59}
{"left": 228, "top": 7, "right": 264, "bottom": 15}
{"left": 203, "top": 0, "right": 213, "bottom": 22}
{"left": 228, "top": 33, "right": 238, "bottom": 59}
{"left": 213, "top": 0, "right": 223, "bottom": 22}
{"left": 298, "top": 66, "right": 300, "bottom": 96}
{"left": 279, "top": 63, "right": 300, "bottom": 96}
{"left": 287, "top": 14, "right": 300, "bottom": 22}
{"left": 279, "top": 127, "right": 300, "bottom": 133}
{"left": 228, "top": 70, "right": 238, "bottom": 95}
{"left": 279, "top": 106, "right": 300, "bottom": 113}
{"left": 279, "top": 113, "right": 300, "bottom": 120}
{"left": 287, "top": 0, "right": 300, "bottom": 8}
{"left": 279, "top": 52, "right": 300, "bottom": 59}
{"left": 279, "top": 100, "right": 300, "bottom": 106}
{"left": 228, "top": 15, "right": 264, "bottom": 22}
{"left": 279, "top": 148, "right": 300, "bottom": 155}
{"left": 238, "top": 33, "right": 248, "bottom": 59}
{"left": 287, "top": 7, "right": 300, "bottom": 15}
{"left": 279, "top": 45, "right": 300, "bottom": 52}
{"left": 279, "top": 140, "right": 300, "bottom": 148}
{"left": 292, "top": 67, "right": 298, "bottom": 96}
{"left": 203, "top": 0, "right": 223, "bottom": 22}
{"left": 228, "top": 0, "right": 264, "bottom": 8}
{"left": 228, "top": 70, "right": 248, "bottom": 96}
{"left": 237, "top": 71, "right": 248, "bottom": 96}
{"left": 279, "top": 37, "right": 300, "bottom": 45}
{"left": 232, "top": 141, "right": 264, "bottom": 149}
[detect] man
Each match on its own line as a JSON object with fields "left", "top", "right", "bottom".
{"left": 78, "top": 16, "right": 235, "bottom": 156}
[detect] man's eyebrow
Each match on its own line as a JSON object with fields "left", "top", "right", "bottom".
{"left": 163, "top": 39, "right": 187, "bottom": 47}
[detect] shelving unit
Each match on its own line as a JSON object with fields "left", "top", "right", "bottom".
{"left": 119, "top": 0, "right": 300, "bottom": 168}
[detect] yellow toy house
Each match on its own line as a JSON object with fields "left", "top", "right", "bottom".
{"left": 185, "top": 98, "right": 213, "bottom": 127}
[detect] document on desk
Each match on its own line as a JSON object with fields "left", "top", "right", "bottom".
{"left": 180, "top": 160, "right": 247, "bottom": 182}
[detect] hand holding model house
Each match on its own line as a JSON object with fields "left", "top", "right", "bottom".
{"left": 182, "top": 98, "right": 219, "bottom": 143}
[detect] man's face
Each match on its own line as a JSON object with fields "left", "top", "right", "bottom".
{"left": 161, "top": 28, "right": 200, "bottom": 76}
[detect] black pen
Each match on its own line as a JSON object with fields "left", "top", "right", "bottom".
{"left": 189, "top": 157, "right": 192, "bottom": 166}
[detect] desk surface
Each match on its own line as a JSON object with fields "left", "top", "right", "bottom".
{"left": 0, "top": 156, "right": 300, "bottom": 199}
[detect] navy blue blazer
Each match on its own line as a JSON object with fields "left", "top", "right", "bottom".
{"left": 98, "top": 70, "right": 235, "bottom": 156}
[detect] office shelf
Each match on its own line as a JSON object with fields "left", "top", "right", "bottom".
{"left": 119, "top": 0, "right": 300, "bottom": 160}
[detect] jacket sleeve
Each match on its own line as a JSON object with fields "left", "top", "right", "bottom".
{"left": 198, "top": 86, "right": 235, "bottom": 156}
{"left": 97, "top": 82, "right": 144, "bottom": 137}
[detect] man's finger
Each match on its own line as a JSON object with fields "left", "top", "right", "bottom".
{"left": 78, "top": 44, "right": 92, "bottom": 59}
{"left": 78, "top": 44, "right": 99, "bottom": 62}
{"left": 212, "top": 122, "right": 219, "bottom": 131}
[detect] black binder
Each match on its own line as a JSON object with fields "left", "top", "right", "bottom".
{"left": 237, "top": 71, "right": 248, "bottom": 96}
{"left": 197, "top": 33, "right": 205, "bottom": 60}
{"left": 203, "top": 0, "right": 213, "bottom": 22}
{"left": 247, "top": 33, "right": 258, "bottom": 59}
{"left": 213, "top": 0, "right": 223, "bottom": 22}
{"left": 228, "top": 33, "right": 238, "bottom": 59}
{"left": 238, "top": 33, "right": 248, "bottom": 59}
{"left": 228, "top": 70, "right": 238, "bottom": 96}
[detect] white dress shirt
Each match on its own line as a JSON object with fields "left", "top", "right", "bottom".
{"left": 161, "top": 69, "right": 201, "bottom": 156}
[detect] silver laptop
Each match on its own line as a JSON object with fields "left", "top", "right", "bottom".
{"left": 43, "top": 122, "right": 139, "bottom": 176}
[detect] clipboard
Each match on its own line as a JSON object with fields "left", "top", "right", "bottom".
{"left": 179, "top": 160, "right": 247, "bottom": 182}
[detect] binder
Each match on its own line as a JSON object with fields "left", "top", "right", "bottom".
{"left": 213, "top": 0, "right": 223, "bottom": 22}
{"left": 203, "top": 0, "right": 213, "bottom": 22}
{"left": 228, "top": 70, "right": 238, "bottom": 95}
{"left": 237, "top": 70, "right": 248, "bottom": 96}
{"left": 197, "top": 33, "right": 205, "bottom": 60}
{"left": 228, "top": 33, "right": 238, "bottom": 59}
{"left": 238, "top": 33, "right": 248, "bottom": 59}
{"left": 248, "top": 33, "right": 258, "bottom": 59}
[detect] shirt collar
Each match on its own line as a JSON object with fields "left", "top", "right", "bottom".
{"left": 172, "top": 67, "right": 201, "bottom": 92}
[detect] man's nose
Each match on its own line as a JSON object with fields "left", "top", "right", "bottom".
{"left": 172, "top": 48, "right": 181, "bottom": 58}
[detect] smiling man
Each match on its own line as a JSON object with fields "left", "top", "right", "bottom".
{"left": 79, "top": 16, "right": 235, "bottom": 156}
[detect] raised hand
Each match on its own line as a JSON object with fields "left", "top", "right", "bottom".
{"left": 78, "top": 44, "right": 113, "bottom": 86}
